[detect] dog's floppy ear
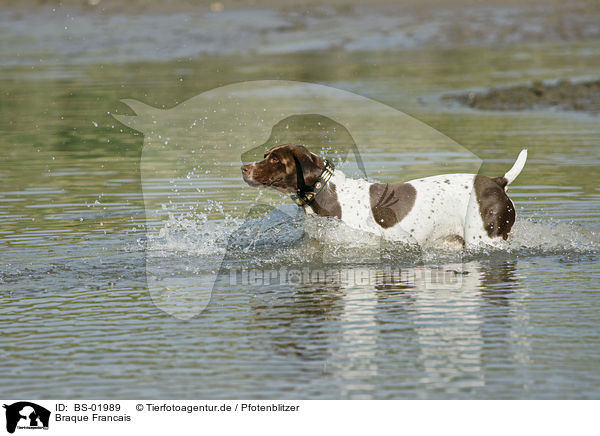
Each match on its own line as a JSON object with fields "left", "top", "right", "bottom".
{"left": 291, "top": 145, "right": 323, "bottom": 188}
{"left": 292, "top": 154, "right": 308, "bottom": 192}
{"left": 291, "top": 144, "right": 317, "bottom": 161}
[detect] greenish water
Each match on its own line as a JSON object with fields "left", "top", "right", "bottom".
{"left": 1, "top": 44, "right": 600, "bottom": 398}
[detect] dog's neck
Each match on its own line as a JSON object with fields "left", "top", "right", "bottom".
{"left": 301, "top": 170, "right": 345, "bottom": 219}
{"left": 290, "top": 157, "right": 334, "bottom": 206}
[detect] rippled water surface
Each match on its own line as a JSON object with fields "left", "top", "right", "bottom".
{"left": 1, "top": 36, "right": 600, "bottom": 398}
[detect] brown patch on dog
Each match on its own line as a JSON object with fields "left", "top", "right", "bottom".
{"left": 491, "top": 176, "right": 508, "bottom": 190}
{"left": 310, "top": 182, "right": 342, "bottom": 219}
{"left": 369, "top": 183, "right": 416, "bottom": 229}
{"left": 474, "top": 175, "right": 515, "bottom": 240}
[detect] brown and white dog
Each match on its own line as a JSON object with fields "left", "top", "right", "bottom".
{"left": 242, "top": 144, "right": 527, "bottom": 248}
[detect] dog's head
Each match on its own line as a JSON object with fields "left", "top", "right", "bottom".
{"left": 241, "top": 144, "right": 325, "bottom": 194}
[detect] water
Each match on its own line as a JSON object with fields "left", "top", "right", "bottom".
{"left": 1, "top": 9, "right": 600, "bottom": 399}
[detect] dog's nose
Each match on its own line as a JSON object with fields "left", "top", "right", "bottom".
{"left": 241, "top": 164, "right": 252, "bottom": 174}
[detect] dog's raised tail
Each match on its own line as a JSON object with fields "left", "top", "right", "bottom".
{"left": 502, "top": 149, "right": 527, "bottom": 188}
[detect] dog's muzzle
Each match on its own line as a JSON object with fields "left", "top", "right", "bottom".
{"left": 241, "top": 164, "right": 259, "bottom": 186}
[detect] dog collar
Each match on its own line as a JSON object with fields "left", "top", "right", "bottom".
{"left": 291, "top": 160, "right": 335, "bottom": 207}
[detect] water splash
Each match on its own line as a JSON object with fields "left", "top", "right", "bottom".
{"left": 147, "top": 211, "right": 242, "bottom": 257}
{"left": 505, "top": 218, "right": 600, "bottom": 254}
{"left": 146, "top": 207, "right": 600, "bottom": 267}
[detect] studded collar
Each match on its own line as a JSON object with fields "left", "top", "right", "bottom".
{"left": 291, "top": 159, "right": 335, "bottom": 207}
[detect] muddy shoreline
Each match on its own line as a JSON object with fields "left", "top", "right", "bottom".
{"left": 449, "top": 80, "right": 600, "bottom": 113}
{"left": 3, "top": 0, "right": 600, "bottom": 113}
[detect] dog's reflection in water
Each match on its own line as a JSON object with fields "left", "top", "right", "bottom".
{"left": 248, "top": 260, "right": 522, "bottom": 397}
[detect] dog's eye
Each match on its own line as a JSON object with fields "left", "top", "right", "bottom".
{"left": 269, "top": 156, "right": 279, "bottom": 164}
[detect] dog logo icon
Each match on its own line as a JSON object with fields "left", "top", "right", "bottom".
{"left": 3, "top": 402, "right": 50, "bottom": 434}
